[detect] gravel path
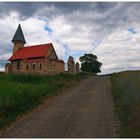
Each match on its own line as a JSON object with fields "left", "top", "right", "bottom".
{"left": 0, "top": 76, "right": 120, "bottom": 138}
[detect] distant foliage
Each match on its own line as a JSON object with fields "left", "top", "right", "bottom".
{"left": 79, "top": 54, "right": 102, "bottom": 73}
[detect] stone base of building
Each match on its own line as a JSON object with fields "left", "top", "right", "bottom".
{"left": 5, "top": 56, "right": 80, "bottom": 75}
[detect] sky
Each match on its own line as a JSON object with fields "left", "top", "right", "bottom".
{"left": 0, "top": 2, "right": 140, "bottom": 74}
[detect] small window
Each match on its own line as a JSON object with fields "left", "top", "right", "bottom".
{"left": 39, "top": 63, "right": 42, "bottom": 70}
{"left": 26, "top": 64, "right": 29, "bottom": 70}
{"left": 17, "top": 61, "right": 20, "bottom": 69}
{"left": 33, "top": 64, "right": 35, "bottom": 70}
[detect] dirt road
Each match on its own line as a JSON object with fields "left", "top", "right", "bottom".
{"left": 0, "top": 76, "right": 120, "bottom": 138}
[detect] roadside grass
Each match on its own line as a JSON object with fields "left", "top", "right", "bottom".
{"left": 0, "top": 72, "right": 92, "bottom": 129}
{"left": 110, "top": 70, "right": 140, "bottom": 137}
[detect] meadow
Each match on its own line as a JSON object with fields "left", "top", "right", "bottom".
{"left": 110, "top": 70, "right": 140, "bottom": 137}
{"left": 0, "top": 72, "right": 91, "bottom": 129}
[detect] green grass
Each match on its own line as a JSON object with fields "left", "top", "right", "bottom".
{"left": 110, "top": 70, "right": 140, "bottom": 137}
{"left": 0, "top": 72, "right": 92, "bottom": 129}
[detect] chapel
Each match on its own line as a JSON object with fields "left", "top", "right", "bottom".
{"left": 5, "top": 24, "right": 65, "bottom": 75}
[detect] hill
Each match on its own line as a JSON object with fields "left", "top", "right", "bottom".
{"left": 110, "top": 70, "right": 140, "bottom": 137}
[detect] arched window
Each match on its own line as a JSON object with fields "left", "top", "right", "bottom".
{"left": 17, "top": 61, "right": 20, "bottom": 69}
{"left": 39, "top": 63, "right": 42, "bottom": 70}
{"left": 33, "top": 64, "right": 35, "bottom": 70}
{"left": 26, "top": 64, "right": 29, "bottom": 70}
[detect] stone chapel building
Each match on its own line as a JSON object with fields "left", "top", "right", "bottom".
{"left": 5, "top": 24, "right": 80, "bottom": 75}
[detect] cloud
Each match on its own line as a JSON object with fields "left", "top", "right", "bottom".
{"left": 94, "top": 30, "right": 140, "bottom": 74}
{"left": 47, "top": 15, "right": 94, "bottom": 52}
{"left": 0, "top": 2, "right": 140, "bottom": 73}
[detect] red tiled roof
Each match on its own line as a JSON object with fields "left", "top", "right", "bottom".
{"left": 9, "top": 43, "right": 53, "bottom": 61}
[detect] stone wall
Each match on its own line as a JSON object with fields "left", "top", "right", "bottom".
{"left": 5, "top": 56, "right": 80, "bottom": 75}
{"left": 8, "top": 58, "right": 65, "bottom": 75}
{"left": 67, "top": 56, "right": 75, "bottom": 73}
{"left": 5, "top": 63, "right": 11, "bottom": 74}
{"left": 67, "top": 56, "right": 80, "bottom": 73}
{"left": 76, "top": 62, "right": 80, "bottom": 72}
{"left": 13, "top": 42, "right": 24, "bottom": 54}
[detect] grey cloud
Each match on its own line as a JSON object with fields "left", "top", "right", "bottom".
{"left": 39, "top": 2, "right": 140, "bottom": 39}
{"left": 0, "top": 2, "right": 111, "bottom": 14}
{"left": 0, "top": 2, "right": 92, "bottom": 18}
{"left": 90, "top": 2, "right": 117, "bottom": 13}
{"left": 0, "top": 2, "right": 44, "bottom": 19}
{"left": 0, "top": 2, "right": 139, "bottom": 35}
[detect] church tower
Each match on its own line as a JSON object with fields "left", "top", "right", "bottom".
{"left": 12, "top": 24, "right": 26, "bottom": 54}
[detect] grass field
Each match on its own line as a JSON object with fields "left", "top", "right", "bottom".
{"left": 110, "top": 70, "right": 140, "bottom": 137}
{"left": 0, "top": 72, "right": 91, "bottom": 129}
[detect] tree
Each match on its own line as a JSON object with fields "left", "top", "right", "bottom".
{"left": 79, "top": 54, "right": 102, "bottom": 73}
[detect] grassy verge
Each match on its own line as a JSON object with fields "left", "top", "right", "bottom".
{"left": 0, "top": 72, "right": 92, "bottom": 129}
{"left": 110, "top": 70, "right": 140, "bottom": 137}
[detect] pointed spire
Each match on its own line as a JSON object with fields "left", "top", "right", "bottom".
{"left": 12, "top": 24, "right": 26, "bottom": 44}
